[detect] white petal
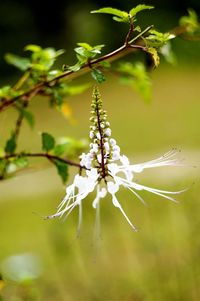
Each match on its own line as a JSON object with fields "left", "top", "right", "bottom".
{"left": 110, "top": 138, "right": 116, "bottom": 146}
{"left": 108, "top": 163, "right": 119, "bottom": 176}
{"left": 89, "top": 131, "right": 94, "bottom": 139}
{"left": 104, "top": 142, "right": 110, "bottom": 152}
{"left": 105, "top": 128, "right": 111, "bottom": 136}
{"left": 120, "top": 155, "right": 130, "bottom": 166}
{"left": 107, "top": 181, "right": 119, "bottom": 194}
{"left": 112, "top": 151, "right": 120, "bottom": 161}
{"left": 113, "top": 145, "right": 120, "bottom": 153}
{"left": 111, "top": 194, "right": 138, "bottom": 231}
{"left": 96, "top": 132, "right": 101, "bottom": 140}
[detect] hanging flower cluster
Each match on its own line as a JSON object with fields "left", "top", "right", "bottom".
{"left": 47, "top": 87, "right": 185, "bottom": 231}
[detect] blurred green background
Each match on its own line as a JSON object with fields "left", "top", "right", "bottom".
{"left": 0, "top": 1, "right": 200, "bottom": 300}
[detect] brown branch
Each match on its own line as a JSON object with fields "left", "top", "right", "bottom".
{"left": 1, "top": 152, "right": 84, "bottom": 169}
{"left": 14, "top": 100, "right": 28, "bottom": 139}
{"left": 0, "top": 25, "right": 152, "bottom": 113}
{"left": 0, "top": 22, "right": 191, "bottom": 113}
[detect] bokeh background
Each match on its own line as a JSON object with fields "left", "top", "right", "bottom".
{"left": 0, "top": 0, "right": 200, "bottom": 300}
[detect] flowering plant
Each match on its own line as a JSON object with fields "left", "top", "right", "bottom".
{"left": 47, "top": 87, "right": 185, "bottom": 231}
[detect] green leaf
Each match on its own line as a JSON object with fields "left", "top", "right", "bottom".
{"left": 91, "top": 7, "right": 129, "bottom": 23}
{"left": 53, "top": 160, "right": 69, "bottom": 183}
{"left": 100, "top": 61, "right": 111, "bottom": 68}
{"left": 77, "top": 43, "right": 93, "bottom": 51}
{"left": 91, "top": 7, "right": 128, "bottom": 18}
{"left": 91, "top": 68, "right": 106, "bottom": 83}
{"left": 24, "top": 44, "right": 42, "bottom": 52}
{"left": 5, "top": 53, "right": 30, "bottom": 71}
{"left": 47, "top": 69, "right": 63, "bottom": 80}
{"left": 61, "top": 83, "right": 91, "bottom": 96}
{"left": 145, "top": 30, "right": 175, "bottom": 48}
{"left": 147, "top": 47, "right": 160, "bottom": 68}
{"left": 42, "top": 132, "right": 55, "bottom": 152}
{"left": 180, "top": 9, "right": 200, "bottom": 33}
{"left": 13, "top": 156, "right": 28, "bottom": 168}
{"left": 67, "top": 63, "right": 82, "bottom": 72}
{"left": 16, "top": 107, "right": 35, "bottom": 128}
{"left": 118, "top": 62, "right": 151, "bottom": 103}
{"left": 0, "top": 86, "right": 12, "bottom": 98}
{"left": 53, "top": 137, "right": 87, "bottom": 157}
{"left": 129, "top": 5, "right": 154, "bottom": 18}
{"left": 5, "top": 133, "right": 16, "bottom": 154}
{"left": 160, "top": 43, "right": 176, "bottom": 65}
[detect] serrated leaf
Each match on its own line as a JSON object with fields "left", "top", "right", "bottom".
{"left": 5, "top": 54, "right": 30, "bottom": 71}
{"left": 91, "top": 69, "right": 106, "bottom": 83}
{"left": 147, "top": 47, "right": 160, "bottom": 68}
{"left": 91, "top": 7, "right": 128, "bottom": 19}
{"left": 129, "top": 5, "right": 154, "bottom": 18}
{"left": 42, "top": 132, "right": 55, "bottom": 152}
{"left": 145, "top": 30, "right": 175, "bottom": 48}
{"left": 5, "top": 134, "right": 16, "bottom": 154}
{"left": 53, "top": 160, "right": 69, "bottom": 183}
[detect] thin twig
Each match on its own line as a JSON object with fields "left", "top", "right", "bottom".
{"left": 1, "top": 152, "right": 83, "bottom": 169}
{"left": 0, "top": 25, "right": 152, "bottom": 113}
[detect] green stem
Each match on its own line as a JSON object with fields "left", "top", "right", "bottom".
{"left": 129, "top": 25, "right": 153, "bottom": 44}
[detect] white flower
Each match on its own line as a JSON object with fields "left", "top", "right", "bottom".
{"left": 47, "top": 87, "right": 186, "bottom": 233}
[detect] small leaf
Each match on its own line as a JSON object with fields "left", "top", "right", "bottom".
{"left": 0, "top": 86, "right": 12, "bottom": 98}
{"left": 53, "top": 137, "right": 87, "bottom": 157}
{"left": 91, "top": 7, "right": 129, "bottom": 23}
{"left": 91, "top": 69, "right": 106, "bottom": 83}
{"left": 68, "top": 63, "right": 82, "bottom": 72}
{"left": 5, "top": 54, "right": 30, "bottom": 71}
{"left": 42, "top": 132, "right": 55, "bottom": 152}
{"left": 118, "top": 62, "right": 151, "bottom": 103}
{"left": 91, "top": 7, "right": 128, "bottom": 18}
{"left": 180, "top": 9, "right": 199, "bottom": 33}
{"left": 53, "top": 160, "right": 69, "bottom": 183}
{"left": 24, "top": 44, "right": 42, "bottom": 52}
{"left": 16, "top": 108, "right": 35, "bottom": 128}
{"left": 129, "top": 5, "right": 154, "bottom": 18}
{"left": 160, "top": 43, "right": 176, "bottom": 65}
{"left": 5, "top": 134, "right": 16, "bottom": 154}
{"left": 100, "top": 61, "right": 111, "bottom": 68}
{"left": 77, "top": 43, "right": 93, "bottom": 50}
{"left": 147, "top": 47, "right": 160, "bottom": 68}
{"left": 61, "top": 83, "right": 91, "bottom": 96}
{"left": 13, "top": 156, "right": 28, "bottom": 168}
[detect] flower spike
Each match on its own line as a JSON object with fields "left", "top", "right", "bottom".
{"left": 47, "top": 87, "right": 185, "bottom": 232}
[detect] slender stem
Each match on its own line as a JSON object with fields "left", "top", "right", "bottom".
{"left": 129, "top": 25, "right": 153, "bottom": 44}
{"left": 96, "top": 102, "right": 106, "bottom": 179}
{"left": 125, "top": 19, "right": 134, "bottom": 46}
{"left": 14, "top": 100, "right": 28, "bottom": 139}
{"left": 1, "top": 152, "right": 83, "bottom": 169}
{"left": 13, "top": 70, "right": 30, "bottom": 90}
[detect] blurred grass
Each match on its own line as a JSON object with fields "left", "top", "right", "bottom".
{"left": 0, "top": 65, "right": 200, "bottom": 300}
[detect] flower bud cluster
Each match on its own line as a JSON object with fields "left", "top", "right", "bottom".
{"left": 80, "top": 87, "right": 121, "bottom": 178}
